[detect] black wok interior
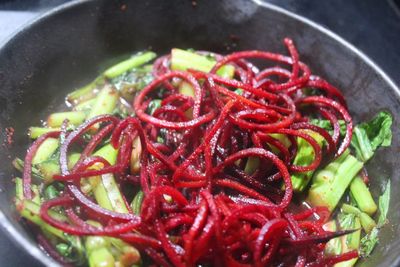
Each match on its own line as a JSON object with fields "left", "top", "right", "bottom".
{"left": 0, "top": 0, "right": 398, "bottom": 266}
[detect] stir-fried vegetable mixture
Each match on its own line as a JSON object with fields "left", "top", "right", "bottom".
{"left": 13, "top": 38, "right": 392, "bottom": 267}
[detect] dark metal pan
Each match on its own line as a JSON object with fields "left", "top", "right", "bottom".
{"left": 0, "top": 0, "right": 398, "bottom": 266}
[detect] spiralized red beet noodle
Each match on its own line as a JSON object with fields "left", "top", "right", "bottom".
{"left": 21, "top": 38, "right": 358, "bottom": 266}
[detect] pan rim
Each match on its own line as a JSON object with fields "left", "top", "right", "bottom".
{"left": 0, "top": 0, "right": 398, "bottom": 266}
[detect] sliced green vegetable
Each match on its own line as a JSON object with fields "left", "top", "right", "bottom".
{"left": 359, "top": 180, "right": 391, "bottom": 257}
{"left": 47, "top": 111, "right": 86, "bottom": 128}
{"left": 28, "top": 127, "right": 61, "bottom": 139}
{"left": 12, "top": 158, "right": 25, "bottom": 173}
{"left": 94, "top": 144, "right": 118, "bottom": 165}
{"left": 351, "top": 111, "right": 393, "bottom": 162}
{"left": 35, "top": 153, "right": 80, "bottom": 183}
{"left": 103, "top": 51, "right": 156, "bottom": 79}
{"left": 130, "top": 137, "right": 141, "bottom": 174}
{"left": 16, "top": 198, "right": 68, "bottom": 241}
{"left": 74, "top": 98, "right": 97, "bottom": 111}
{"left": 111, "top": 66, "right": 154, "bottom": 95}
{"left": 335, "top": 213, "right": 361, "bottom": 267}
{"left": 324, "top": 220, "right": 342, "bottom": 256}
{"left": 85, "top": 236, "right": 115, "bottom": 267}
{"left": 36, "top": 160, "right": 61, "bottom": 183}
{"left": 341, "top": 204, "right": 376, "bottom": 233}
{"left": 87, "top": 85, "right": 119, "bottom": 122}
{"left": 32, "top": 138, "right": 59, "bottom": 165}
{"left": 244, "top": 157, "right": 259, "bottom": 175}
{"left": 179, "top": 81, "right": 195, "bottom": 98}
{"left": 67, "top": 76, "right": 105, "bottom": 105}
{"left": 349, "top": 176, "right": 377, "bottom": 215}
{"left": 131, "top": 191, "right": 144, "bottom": 215}
{"left": 307, "top": 150, "right": 363, "bottom": 212}
{"left": 118, "top": 245, "right": 141, "bottom": 266}
{"left": 15, "top": 178, "right": 23, "bottom": 201}
{"left": 269, "top": 133, "right": 292, "bottom": 149}
{"left": 291, "top": 130, "right": 324, "bottom": 192}
{"left": 171, "top": 48, "right": 235, "bottom": 78}
{"left": 90, "top": 144, "right": 129, "bottom": 213}
{"left": 100, "top": 173, "right": 129, "bottom": 213}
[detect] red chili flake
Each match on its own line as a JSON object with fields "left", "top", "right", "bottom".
{"left": 5, "top": 127, "right": 14, "bottom": 146}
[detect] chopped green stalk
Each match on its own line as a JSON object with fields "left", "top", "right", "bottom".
{"left": 16, "top": 199, "right": 67, "bottom": 240}
{"left": 15, "top": 181, "right": 84, "bottom": 261}
{"left": 35, "top": 160, "right": 59, "bottom": 183}
{"left": 28, "top": 127, "right": 61, "bottom": 139}
{"left": 86, "top": 223, "right": 140, "bottom": 266}
{"left": 119, "top": 245, "right": 141, "bottom": 266}
{"left": 359, "top": 180, "right": 390, "bottom": 256}
{"left": 87, "top": 85, "right": 119, "bottom": 124}
{"left": 323, "top": 220, "right": 342, "bottom": 256}
{"left": 15, "top": 177, "right": 23, "bottom": 200}
{"left": 341, "top": 204, "right": 376, "bottom": 233}
{"left": 15, "top": 178, "right": 39, "bottom": 205}
{"left": 179, "top": 82, "right": 195, "bottom": 119}
{"left": 130, "top": 137, "right": 141, "bottom": 174}
{"left": 100, "top": 173, "right": 129, "bottom": 213}
{"left": 269, "top": 133, "right": 291, "bottom": 153}
{"left": 335, "top": 213, "right": 361, "bottom": 267}
{"left": 31, "top": 184, "right": 41, "bottom": 205}
{"left": 32, "top": 138, "right": 59, "bottom": 165}
{"left": 141, "top": 64, "right": 153, "bottom": 72}
{"left": 244, "top": 157, "right": 259, "bottom": 175}
{"left": 171, "top": 48, "right": 235, "bottom": 78}
{"left": 88, "top": 175, "right": 113, "bottom": 211}
{"left": 74, "top": 97, "right": 97, "bottom": 111}
{"left": 12, "top": 158, "right": 25, "bottom": 173}
{"left": 85, "top": 234, "right": 110, "bottom": 251}
{"left": 291, "top": 130, "right": 324, "bottom": 192}
{"left": 103, "top": 51, "right": 156, "bottom": 79}
{"left": 179, "top": 81, "right": 195, "bottom": 98}
{"left": 90, "top": 144, "right": 129, "bottom": 213}
{"left": 13, "top": 158, "right": 43, "bottom": 180}
{"left": 67, "top": 76, "right": 105, "bottom": 105}
{"left": 147, "top": 99, "right": 161, "bottom": 115}
{"left": 68, "top": 153, "right": 82, "bottom": 169}
{"left": 36, "top": 153, "right": 80, "bottom": 183}
{"left": 131, "top": 191, "right": 144, "bottom": 215}
{"left": 350, "top": 176, "right": 377, "bottom": 215}
{"left": 358, "top": 213, "right": 376, "bottom": 234}
{"left": 94, "top": 144, "right": 118, "bottom": 165}
{"left": 47, "top": 111, "right": 86, "bottom": 127}
{"left": 109, "top": 238, "right": 141, "bottom": 266}
{"left": 307, "top": 150, "right": 363, "bottom": 212}
{"left": 84, "top": 223, "right": 115, "bottom": 267}
{"left": 85, "top": 236, "right": 115, "bottom": 267}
